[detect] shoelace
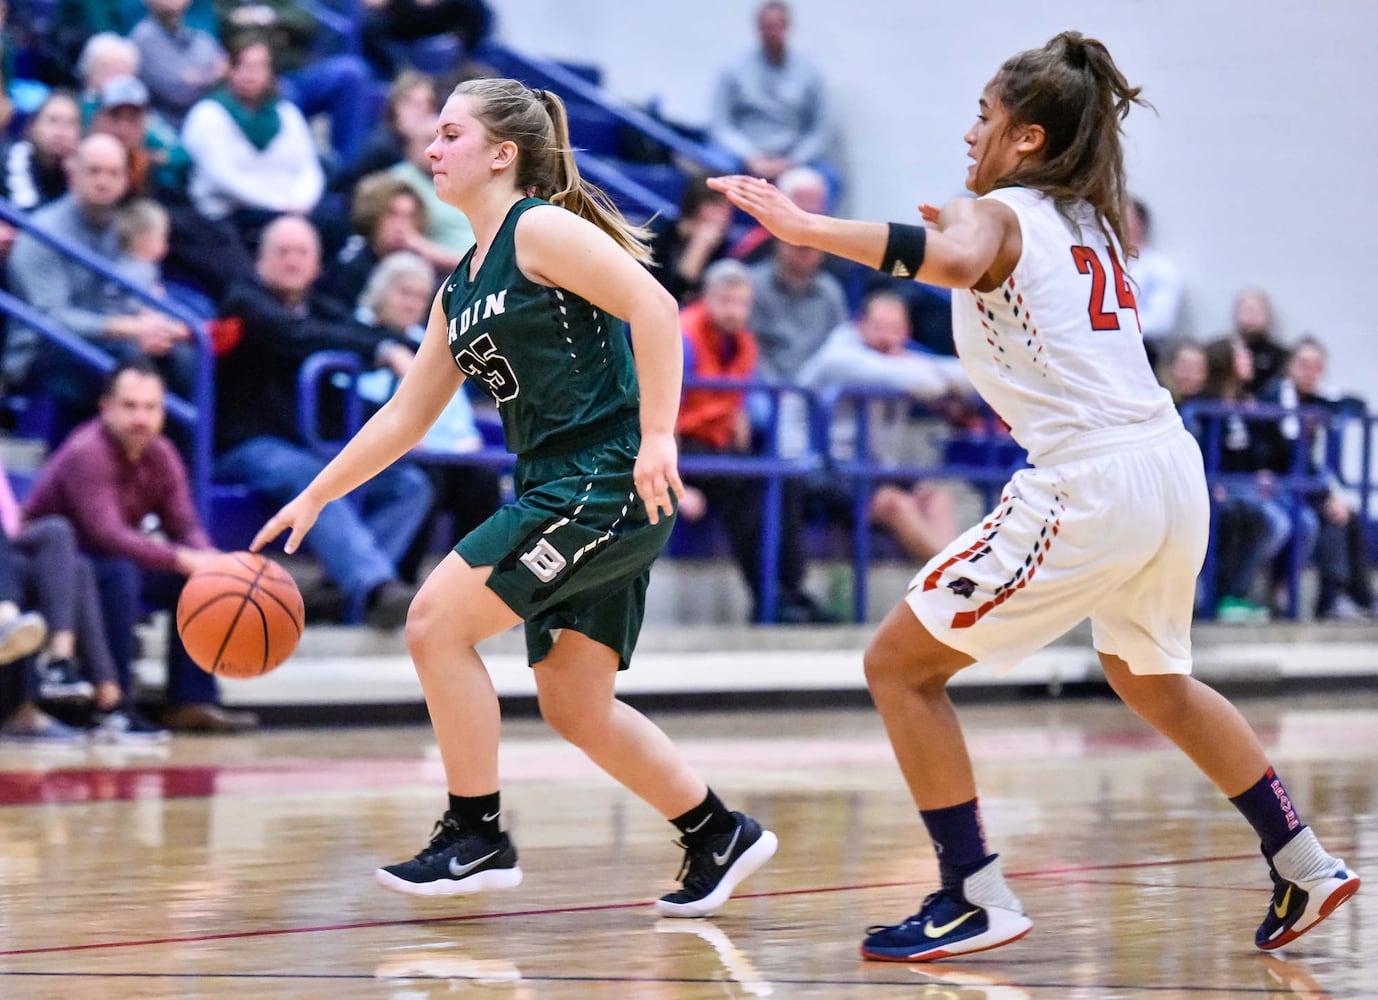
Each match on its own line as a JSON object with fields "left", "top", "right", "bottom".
{"left": 415, "top": 816, "right": 468, "bottom": 862}
{"left": 865, "top": 890, "right": 949, "bottom": 934}
{"left": 670, "top": 838, "right": 722, "bottom": 893}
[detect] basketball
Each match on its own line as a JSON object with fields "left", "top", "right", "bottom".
{"left": 176, "top": 551, "right": 305, "bottom": 678}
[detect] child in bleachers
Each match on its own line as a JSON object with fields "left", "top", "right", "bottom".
{"left": 107, "top": 197, "right": 171, "bottom": 307}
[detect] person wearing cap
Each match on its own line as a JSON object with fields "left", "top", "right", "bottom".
{"left": 89, "top": 74, "right": 254, "bottom": 303}
{"left": 90, "top": 75, "right": 192, "bottom": 200}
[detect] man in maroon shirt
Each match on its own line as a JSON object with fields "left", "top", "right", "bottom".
{"left": 23, "top": 359, "right": 258, "bottom": 732}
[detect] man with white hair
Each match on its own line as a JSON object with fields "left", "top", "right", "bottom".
{"left": 214, "top": 215, "right": 432, "bottom": 628}
{"left": 677, "top": 258, "right": 833, "bottom": 623}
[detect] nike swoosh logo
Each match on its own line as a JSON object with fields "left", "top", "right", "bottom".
{"left": 923, "top": 908, "right": 981, "bottom": 938}
{"left": 684, "top": 815, "right": 711, "bottom": 834}
{"left": 482, "top": 811, "right": 500, "bottom": 823}
{"left": 712, "top": 828, "right": 741, "bottom": 866}
{"left": 1273, "top": 884, "right": 1292, "bottom": 919}
{"left": 448, "top": 850, "right": 499, "bottom": 878}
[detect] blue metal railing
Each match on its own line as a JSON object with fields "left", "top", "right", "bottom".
{"left": 0, "top": 197, "right": 216, "bottom": 521}
{"left": 297, "top": 355, "right": 823, "bottom": 622}
{"left": 820, "top": 386, "right": 1026, "bottom": 622}
{"left": 296, "top": 345, "right": 1376, "bottom": 627}
{"left": 1181, "top": 398, "right": 1365, "bottom": 619}
{"left": 481, "top": 44, "right": 738, "bottom": 176}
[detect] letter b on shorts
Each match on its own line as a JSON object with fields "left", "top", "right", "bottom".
{"left": 520, "top": 538, "right": 567, "bottom": 583}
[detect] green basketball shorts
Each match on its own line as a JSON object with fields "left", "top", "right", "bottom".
{"left": 455, "top": 423, "right": 675, "bottom": 668}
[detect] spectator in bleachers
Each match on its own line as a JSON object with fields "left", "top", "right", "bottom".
{"left": 0, "top": 89, "right": 80, "bottom": 211}
{"left": 88, "top": 75, "right": 192, "bottom": 202}
{"left": 358, "top": 0, "right": 492, "bottom": 80}
{"left": 729, "top": 164, "right": 828, "bottom": 264}
{"left": 797, "top": 290, "right": 967, "bottom": 564}
{"left": 709, "top": 1, "right": 839, "bottom": 191}
{"left": 130, "top": 0, "right": 227, "bottom": 129}
{"left": 0, "top": 538, "right": 75, "bottom": 744}
{"left": 87, "top": 72, "right": 252, "bottom": 303}
{"left": 746, "top": 168, "right": 848, "bottom": 458}
{"left": 647, "top": 174, "right": 733, "bottom": 305}
{"left": 215, "top": 215, "right": 430, "bottom": 628}
{"left": 389, "top": 117, "right": 476, "bottom": 254}
{"left": 4, "top": 460, "right": 164, "bottom": 742}
{"left": 21, "top": 359, "right": 256, "bottom": 733}
{"left": 1258, "top": 336, "right": 1374, "bottom": 621}
{"left": 3, "top": 133, "right": 196, "bottom": 415}
{"left": 179, "top": 32, "right": 325, "bottom": 248}
{"left": 676, "top": 259, "right": 831, "bottom": 623}
{"left": 749, "top": 170, "right": 843, "bottom": 388}
{"left": 339, "top": 70, "right": 438, "bottom": 191}
{"left": 318, "top": 172, "right": 460, "bottom": 309}
{"left": 75, "top": 32, "right": 141, "bottom": 108}
{"left": 354, "top": 250, "right": 501, "bottom": 582}
{"left": 1160, "top": 339, "right": 1207, "bottom": 408}
{"left": 214, "top": 0, "right": 375, "bottom": 170}
{"left": 747, "top": 168, "right": 848, "bottom": 383}
{"left": 1231, "top": 286, "right": 1289, "bottom": 396}
{"left": 1197, "top": 335, "right": 1315, "bottom": 623}
{"left": 1127, "top": 197, "right": 1182, "bottom": 368}
{"left": 104, "top": 198, "right": 170, "bottom": 305}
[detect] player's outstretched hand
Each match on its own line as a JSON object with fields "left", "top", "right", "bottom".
{"left": 707, "top": 174, "right": 813, "bottom": 246}
{"left": 250, "top": 493, "right": 324, "bottom": 555}
{"left": 634, "top": 431, "right": 686, "bottom": 526}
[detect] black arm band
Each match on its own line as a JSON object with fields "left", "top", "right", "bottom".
{"left": 880, "top": 222, "right": 927, "bottom": 279}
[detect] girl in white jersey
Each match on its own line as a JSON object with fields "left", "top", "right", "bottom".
{"left": 711, "top": 31, "right": 1358, "bottom": 962}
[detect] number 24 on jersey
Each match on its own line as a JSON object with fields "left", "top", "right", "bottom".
{"left": 1071, "top": 245, "right": 1141, "bottom": 333}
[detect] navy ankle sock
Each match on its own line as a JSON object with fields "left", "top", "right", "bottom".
{"left": 671, "top": 789, "right": 736, "bottom": 846}
{"left": 1229, "top": 768, "right": 1305, "bottom": 857}
{"left": 448, "top": 792, "right": 502, "bottom": 842}
{"left": 921, "top": 798, "right": 994, "bottom": 891}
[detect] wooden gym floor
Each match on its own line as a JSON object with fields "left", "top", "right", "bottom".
{"left": 0, "top": 692, "right": 1372, "bottom": 998}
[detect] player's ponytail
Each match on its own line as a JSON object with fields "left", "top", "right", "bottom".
{"left": 992, "top": 31, "right": 1151, "bottom": 258}
{"left": 454, "top": 78, "right": 654, "bottom": 264}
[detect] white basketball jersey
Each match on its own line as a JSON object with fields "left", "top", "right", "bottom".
{"left": 950, "top": 187, "right": 1177, "bottom": 465}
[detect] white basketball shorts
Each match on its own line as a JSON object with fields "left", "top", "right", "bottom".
{"left": 905, "top": 421, "right": 1208, "bottom": 676}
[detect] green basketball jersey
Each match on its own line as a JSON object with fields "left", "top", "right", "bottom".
{"left": 440, "top": 197, "right": 639, "bottom": 456}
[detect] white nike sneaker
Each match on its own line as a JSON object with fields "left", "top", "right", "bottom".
{"left": 656, "top": 811, "right": 778, "bottom": 918}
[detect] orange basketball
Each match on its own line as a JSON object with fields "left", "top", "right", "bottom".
{"left": 176, "top": 552, "right": 305, "bottom": 678}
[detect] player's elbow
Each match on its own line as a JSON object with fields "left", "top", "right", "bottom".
{"left": 930, "top": 246, "right": 990, "bottom": 289}
{"left": 628, "top": 284, "right": 681, "bottom": 341}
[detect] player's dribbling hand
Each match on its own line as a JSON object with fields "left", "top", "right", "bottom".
{"left": 707, "top": 175, "right": 811, "bottom": 245}
{"left": 634, "top": 431, "right": 686, "bottom": 526}
{"left": 250, "top": 494, "right": 324, "bottom": 555}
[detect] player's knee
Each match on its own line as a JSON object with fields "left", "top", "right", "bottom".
{"left": 863, "top": 636, "right": 945, "bottom": 694}
{"left": 537, "top": 692, "right": 602, "bottom": 746}
{"left": 403, "top": 589, "right": 479, "bottom": 661}
{"left": 1110, "top": 671, "right": 1186, "bottom": 726}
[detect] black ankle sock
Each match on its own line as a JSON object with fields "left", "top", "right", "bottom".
{"left": 448, "top": 792, "right": 502, "bottom": 842}
{"left": 670, "top": 789, "right": 736, "bottom": 846}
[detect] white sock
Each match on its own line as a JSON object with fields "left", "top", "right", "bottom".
{"left": 1272, "top": 827, "right": 1346, "bottom": 884}
{"left": 964, "top": 855, "right": 1024, "bottom": 914}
